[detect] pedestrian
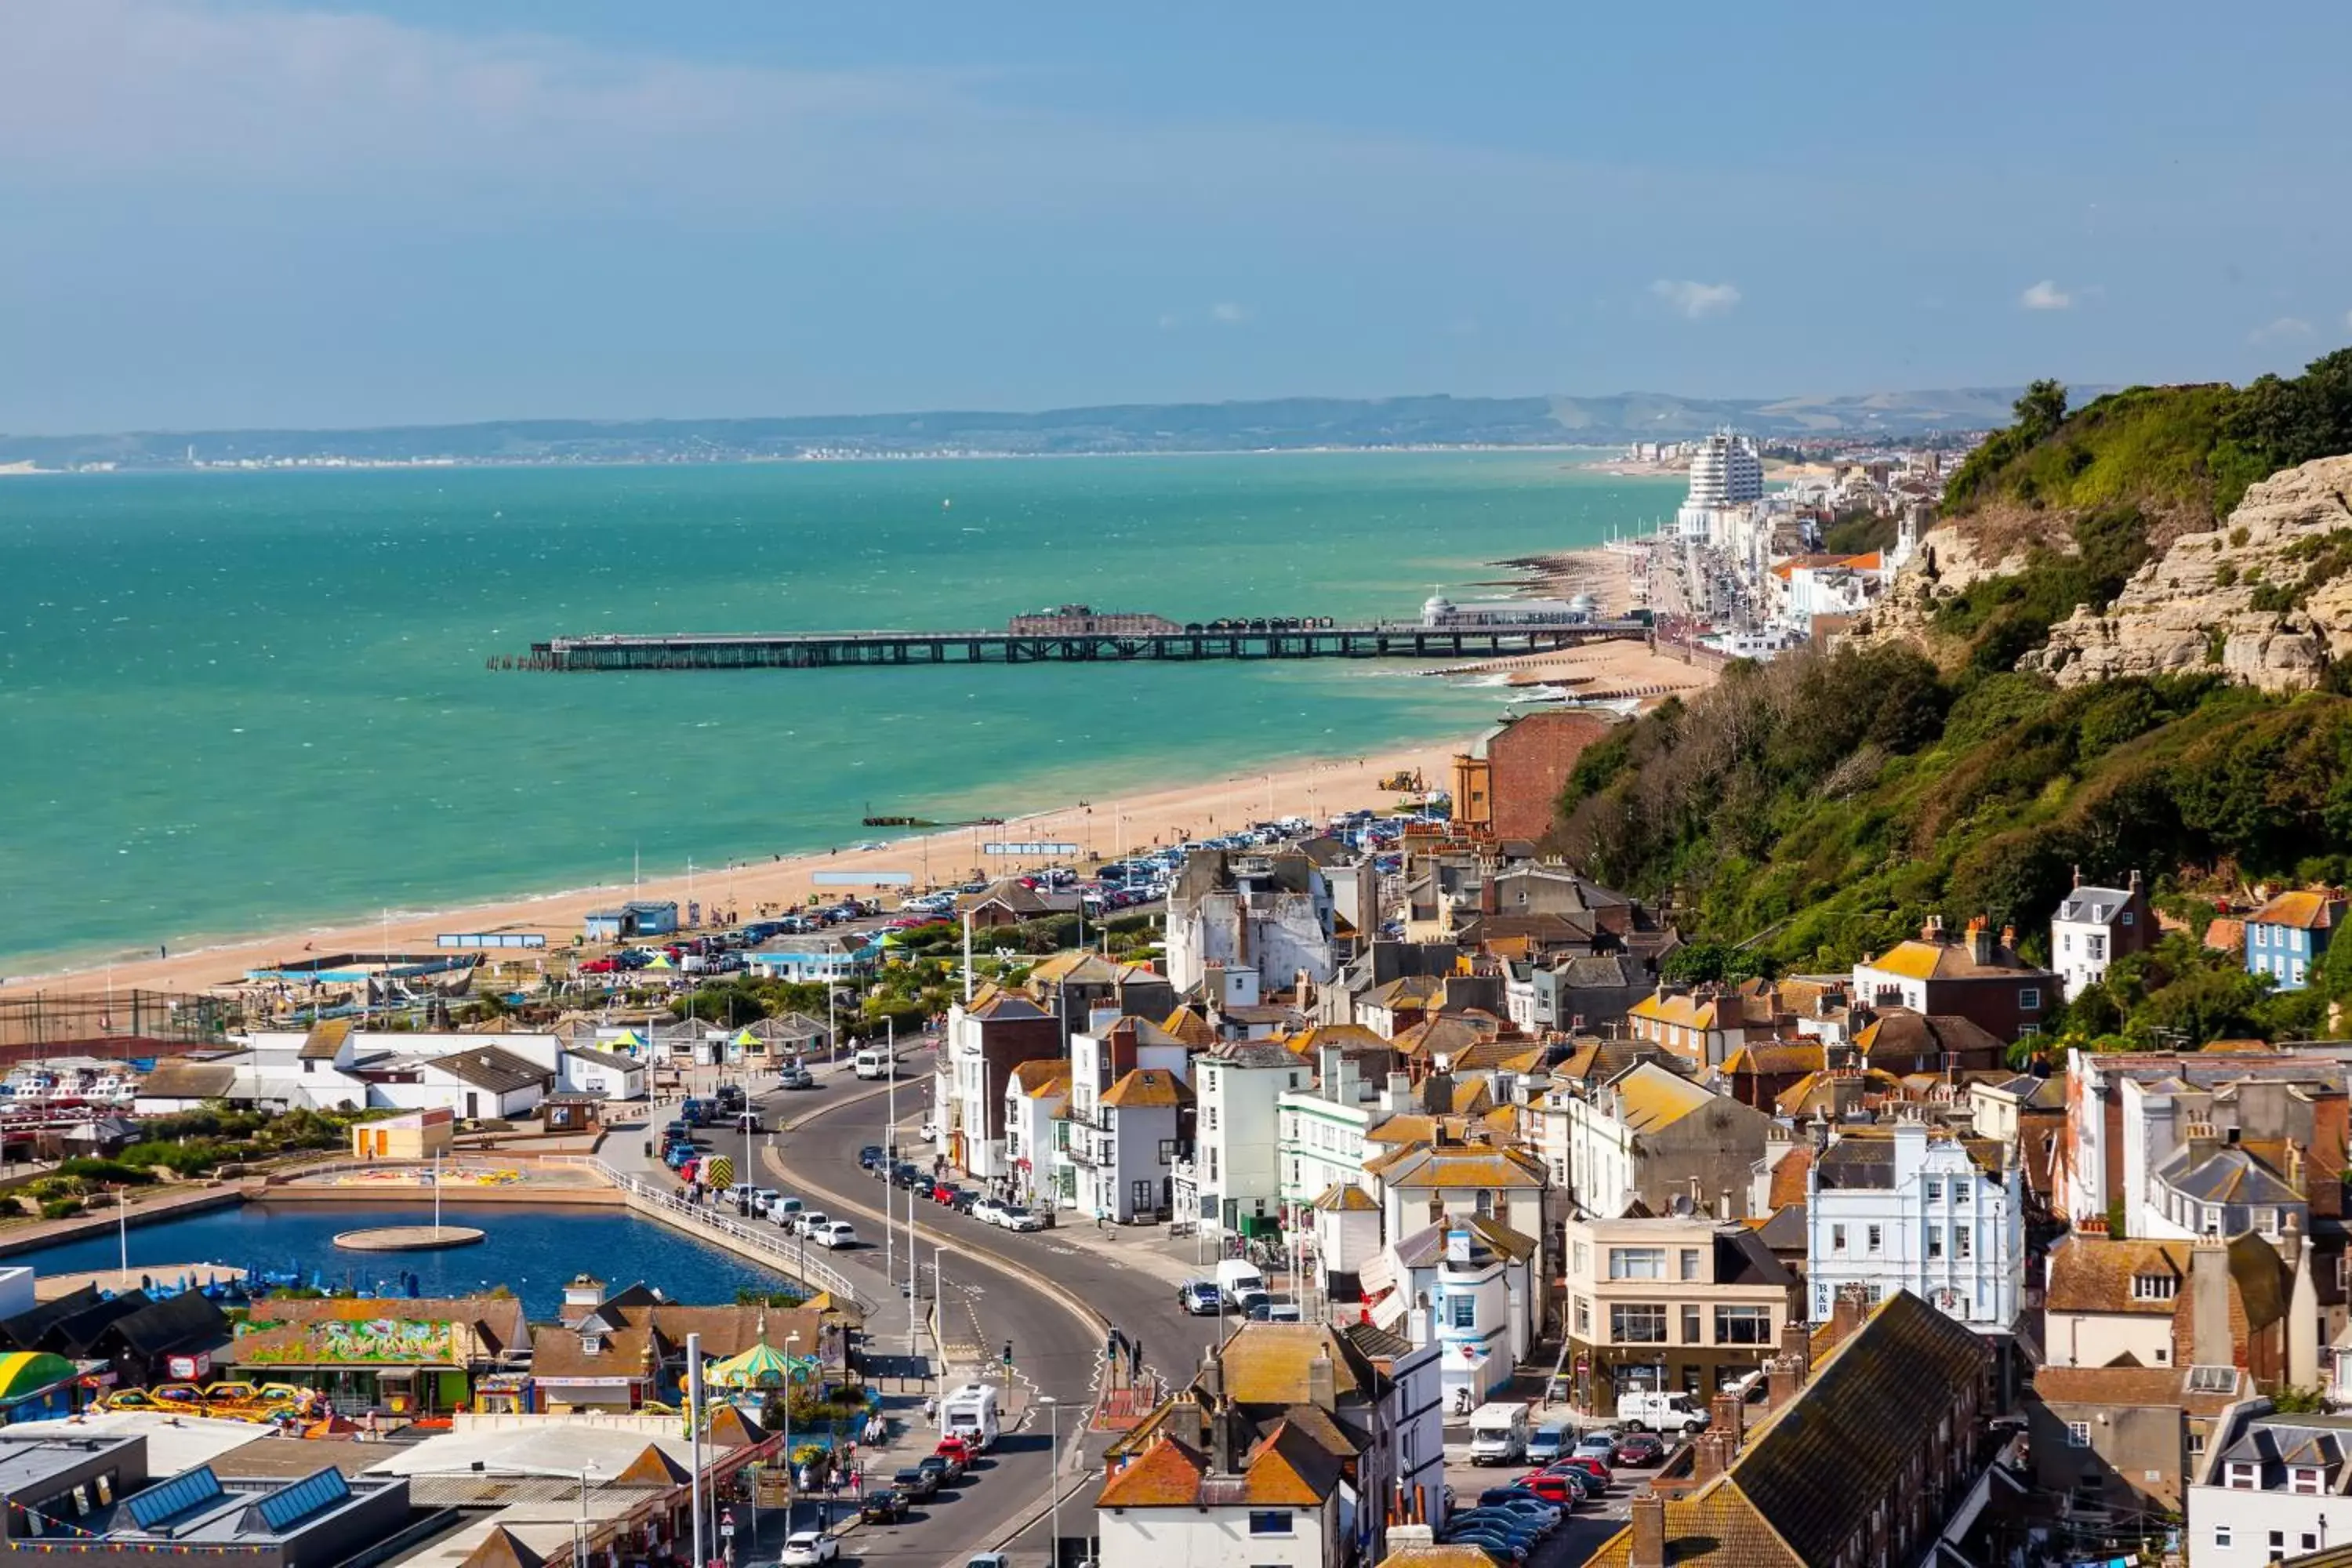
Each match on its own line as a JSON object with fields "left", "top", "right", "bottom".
{"left": 922, "top": 1396, "right": 936, "bottom": 1425}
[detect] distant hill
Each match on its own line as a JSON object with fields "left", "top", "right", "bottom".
{"left": 0, "top": 386, "right": 2038, "bottom": 470}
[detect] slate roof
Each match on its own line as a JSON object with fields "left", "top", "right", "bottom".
{"left": 1211, "top": 1040, "right": 1307, "bottom": 1069}
{"left": 137, "top": 1060, "right": 240, "bottom": 1101}
{"left": 2158, "top": 1142, "right": 2303, "bottom": 1207}
{"left": 564, "top": 1047, "right": 641, "bottom": 1073}
{"left": 2056, "top": 885, "right": 2139, "bottom": 924}
{"left": 431, "top": 1046, "right": 553, "bottom": 1094}
{"left": 1390, "top": 1216, "right": 1536, "bottom": 1270}
{"left": 1811, "top": 1128, "right": 2002, "bottom": 1189}
{"left": 1853, "top": 1010, "right": 2005, "bottom": 1062}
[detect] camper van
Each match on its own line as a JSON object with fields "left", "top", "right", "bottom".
{"left": 1467, "top": 1402, "right": 1531, "bottom": 1465}
{"left": 853, "top": 1049, "right": 894, "bottom": 1081}
{"left": 939, "top": 1382, "right": 1001, "bottom": 1452}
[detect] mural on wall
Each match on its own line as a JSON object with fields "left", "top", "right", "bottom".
{"left": 241, "top": 1319, "right": 457, "bottom": 1365}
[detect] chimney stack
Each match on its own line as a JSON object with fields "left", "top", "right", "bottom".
{"left": 1211, "top": 1396, "right": 1237, "bottom": 1475}
{"left": 1830, "top": 1283, "right": 1868, "bottom": 1345}
{"left": 1307, "top": 1350, "right": 1336, "bottom": 1413}
{"left": 2190, "top": 1238, "right": 2233, "bottom": 1370}
{"left": 1766, "top": 1355, "right": 1798, "bottom": 1410}
{"left": 1965, "top": 917, "right": 1994, "bottom": 967}
{"left": 1779, "top": 1319, "right": 1812, "bottom": 1381}
{"left": 1710, "top": 1391, "right": 1744, "bottom": 1449}
{"left": 1690, "top": 1432, "right": 1723, "bottom": 1483}
{"left": 1628, "top": 1495, "right": 1667, "bottom": 1568}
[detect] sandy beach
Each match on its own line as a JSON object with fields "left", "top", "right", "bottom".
{"left": 13, "top": 739, "right": 1469, "bottom": 996}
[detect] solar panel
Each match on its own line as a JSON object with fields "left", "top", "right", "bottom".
{"left": 256, "top": 1468, "right": 351, "bottom": 1532}
{"left": 125, "top": 1467, "right": 223, "bottom": 1530}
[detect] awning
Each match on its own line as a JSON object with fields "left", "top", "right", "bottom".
{"left": 1367, "top": 1291, "right": 1409, "bottom": 1332}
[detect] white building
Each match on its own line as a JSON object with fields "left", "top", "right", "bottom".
{"left": 1277, "top": 1051, "right": 1388, "bottom": 1214}
{"left": 1804, "top": 1119, "right": 2024, "bottom": 1334}
{"left": 1372, "top": 1220, "right": 1536, "bottom": 1407}
{"left": 1000, "top": 1058, "right": 1071, "bottom": 1210}
{"left": 1166, "top": 848, "right": 1338, "bottom": 996}
{"left": 1675, "top": 430, "right": 1763, "bottom": 541}
{"left": 1186, "top": 1040, "right": 1307, "bottom": 1232}
{"left": 1066, "top": 1018, "right": 1192, "bottom": 1223}
{"left": 2050, "top": 870, "right": 2152, "bottom": 1000}
{"left": 2187, "top": 1405, "right": 2351, "bottom": 1566}
{"left": 559, "top": 1047, "right": 647, "bottom": 1101}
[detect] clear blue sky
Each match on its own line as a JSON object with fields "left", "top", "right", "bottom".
{"left": 3, "top": 1, "right": 2348, "bottom": 432}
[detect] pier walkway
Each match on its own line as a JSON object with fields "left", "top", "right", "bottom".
{"left": 505, "top": 619, "right": 1651, "bottom": 672}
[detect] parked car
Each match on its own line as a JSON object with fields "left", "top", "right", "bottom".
{"left": 1611, "top": 1432, "right": 1668, "bottom": 1468}
{"left": 1176, "top": 1281, "right": 1221, "bottom": 1316}
{"left": 1573, "top": 1432, "right": 1618, "bottom": 1462}
{"left": 971, "top": 1199, "right": 1008, "bottom": 1225}
{"left": 859, "top": 1490, "right": 907, "bottom": 1523}
{"left": 858, "top": 1145, "right": 887, "bottom": 1170}
{"left": 893, "top": 1465, "right": 940, "bottom": 1501}
{"left": 779, "top": 1531, "right": 837, "bottom": 1566}
{"left": 1540, "top": 1463, "right": 1602, "bottom": 1501}
{"left": 776, "top": 1064, "right": 815, "bottom": 1090}
{"left": 1510, "top": 1471, "right": 1582, "bottom": 1507}
{"left": 933, "top": 1436, "right": 975, "bottom": 1476}
{"left": 811, "top": 1220, "right": 858, "bottom": 1248}
{"left": 998, "top": 1206, "right": 1047, "bottom": 1232}
{"left": 915, "top": 1456, "right": 953, "bottom": 1491}
{"left": 793, "top": 1210, "right": 833, "bottom": 1237}
{"left": 1552, "top": 1456, "right": 1612, "bottom": 1486}
{"left": 1475, "top": 1490, "right": 1563, "bottom": 1527}
{"left": 946, "top": 1189, "right": 981, "bottom": 1214}
{"left": 1437, "top": 1527, "right": 1527, "bottom": 1563}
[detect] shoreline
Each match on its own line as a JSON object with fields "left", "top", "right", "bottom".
{"left": 13, "top": 737, "right": 1470, "bottom": 996}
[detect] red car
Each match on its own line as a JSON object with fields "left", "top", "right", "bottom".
{"left": 1550, "top": 1457, "right": 1613, "bottom": 1486}
{"left": 1611, "top": 1432, "right": 1667, "bottom": 1468}
{"left": 1512, "top": 1472, "right": 1581, "bottom": 1507}
{"left": 579, "top": 957, "right": 619, "bottom": 974}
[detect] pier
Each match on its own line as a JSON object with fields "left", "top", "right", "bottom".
{"left": 499, "top": 617, "right": 1652, "bottom": 672}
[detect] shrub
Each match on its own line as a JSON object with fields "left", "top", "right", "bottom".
{"left": 38, "top": 1198, "right": 82, "bottom": 1221}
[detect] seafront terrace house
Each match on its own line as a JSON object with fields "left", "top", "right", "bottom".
{"left": 1098, "top": 1322, "right": 1446, "bottom": 1563}
{"left": 938, "top": 985, "right": 1062, "bottom": 1180}
{"left": 2185, "top": 1403, "right": 2352, "bottom": 1565}
{"left": 1276, "top": 1040, "right": 1396, "bottom": 1217}
{"left": 1557, "top": 1214, "right": 1800, "bottom": 1414}
{"left": 1363, "top": 1137, "right": 1548, "bottom": 1298}
{"left": 1180, "top": 1040, "right": 1308, "bottom": 1237}
{"left": 1000, "top": 1058, "right": 1071, "bottom": 1212}
{"left": 1803, "top": 1119, "right": 2024, "bottom": 1334}
{"left": 1364, "top": 1220, "right": 1536, "bottom": 1407}
{"left": 1064, "top": 1017, "right": 1192, "bottom": 1222}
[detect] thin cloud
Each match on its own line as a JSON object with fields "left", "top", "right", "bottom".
{"left": 1650, "top": 280, "right": 1740, "bottom": 321}
{"left": 1208, "top": 302, "right": 1250, "bottom": 325}
{"left": 2020, "top": 280, "right": 2074, "bottom": 310}
{"left": 2250, "top": 316, "right": 2314, "bottom": 344}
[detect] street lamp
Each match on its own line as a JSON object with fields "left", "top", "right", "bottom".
{"left": 1039, "top": 1396, "right": 1062, "bottom": 1568}
{"left": 782, "top": 1330, "right": 802, "bottom": 1543}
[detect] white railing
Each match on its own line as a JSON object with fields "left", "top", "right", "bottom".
{"left": 574, "top": 1156, "right": 870, "bottom": 1310}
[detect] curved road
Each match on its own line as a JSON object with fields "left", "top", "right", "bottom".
{"left": 750, "top": 1039, "right": 1210, "bottom": 1568}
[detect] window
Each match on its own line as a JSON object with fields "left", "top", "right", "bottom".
{"left": 1927, "top": 1228, "right": 1944, "bottom": 1259}
{"left": 1611, "top": 1304, "right": 1668, "bottom": 1344}
{"left": 2256, "top": 925, "right": 2269, "bottom": 947}
{"left": 1247, "top": 1512, "right": 1294, "bottom": 1537}
{"left": 1831, "top": 1224, "right": 1848, "bottom": 1254}
{"left": 1955, "top": 1229, "right": 1972, "bottom": 1259}
{"left": 1926, "top": 1179, "right": 1941, "bottom": 1201}
{"left": 1450, "top": 1295, "right": 1476, "bottom": 1330}
{"left": 2307, "top": 1535, "right": 2322, "bottom": 1553}
{"left": 1715, "top": 1306, "right": 1770, "bottom": 1345}
{"left": 2019, "top": 988, "right": 2042, "bottom": 1011}
{"left": 1682, "top": 1305, "right": 1702, "bottom": 1344}
{"left": 2122, "top": 909, "right": 2134, "bottom": 925}
{"left": 2291, "top": 1465, "right": 2325, "bottom": 1495}
{"left": 1574, "top": 1297, "right": 1591, "bottom": 1336}
{"left": 2087, "top": 934, "right": 2106, "bottom": 961}
{"left": 1203, "top": 1106, "right": 1218, "bottom": 1131}
{"left": 2130, "top": 1273, "right": 2176, "bottom": 1302}
{"left": 1573, "top": 1241, "right": 1589, "bottom": 1276}
{"left": 1955, "top": 1181, "right": 1970, "bottom": 1204}
{"left": 1866, "top": 1225, "right": 1882, "bottom": 1255}
{"left": 2270, "top": 1532, "right": 2285, "bottom": 1553}
{"left": 2225, "top": 1462, "right": 2259, "bottom": 1490}
{"left": 1681, "top": 1249, "right": 1700, "bottom": 1280}
{"left": 2065, "top": 1421, "right": 2090, "bottom": 1449}
{"left": 1609, "top": 1247, "right": 1667, "bottom": 1280}
{"left": 2212, "top": 1525, "right": 2231, "bottom": 1549}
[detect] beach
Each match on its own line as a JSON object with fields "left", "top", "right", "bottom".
{"left": 17, "top": 738, "right": 1469, "bottom": 996}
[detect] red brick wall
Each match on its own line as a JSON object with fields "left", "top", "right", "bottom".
{"left": 1485, "top": 710, "right": 1623, "bottom": 843}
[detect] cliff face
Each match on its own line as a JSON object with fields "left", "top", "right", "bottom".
{"left": 2025, "top": 455, "right": 2352, "bottom": 691}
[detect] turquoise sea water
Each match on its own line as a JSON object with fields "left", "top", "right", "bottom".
{"left": 0, "top": 452, "right": 1678, "bottom": 972}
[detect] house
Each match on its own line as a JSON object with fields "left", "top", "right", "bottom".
{"left": 1584, "top": 1289, "right": 1991, "bottom": 1568}
{"left": 528, "top": 1279, "right": 840, "bottom": 1412}
{"left": 581, "top": 901, "right": 678, "bottom": 942}
{"left": 1557, "top": 1216, "right": 1801, "bottom": 1417}
{"left": 939, "top": 987, "right": 1062, "bottom": 1179}
{"left": 1364, "top": 1137, "right": 1548, "bottom": 1256}
{"left": 2052, "top": 869, "right": 2154, "bottom": 999}
{"left": 1624, "top": 987, "right": 1752, "bottom": 1069}
{"left": 1185, "top": 1040, "right": 1310, "bottom": 1236}
{"left": 1000, "top": 1059, "right": 1070, "bottom": 1212}
{"left": 561, "top": 1046, "right": 648, "bottom": 1101}
{"left": 1309, "top": 1184, "right": 1386, "bottom": 1308}
{"left": 1507, "top": 952, "right": 1653, "bottom": 1036}
{"left": 132, "top": 1058, "right": 248, "bottom": 1115}
{"left": 2187, "top": 1403, "right": 2352, "bottom": 1565}
{"left": 2245, "top": 889, "right": 2347, "bottom": 992}
{"left": 1804, "top": 1120, "right": 2024, "bottom": 1334}
{"left": 1369, "top": 1220, "right": 1537, "bottom": 1406}
{"left": 1027, "top": 953, "right": 1178, "bottom": 1046}
{"left": 956, "top": 877, "right": 1062, "bottom": 929}
{"left": 1166, "top": 848, "right": 1338, "bottom": 996}
{"left": 1850, "top": 915, "right": 2060, "bottom": 1043}
{"left": 1448, "top": 710, "right": 1622, "bottom": 842}
{"left": 1098, "top": 1322, "right": 1445, "bottom": 1566}
{"left": 1530, "top": 1060, "right": 1771, "bottom": 1219}
{"left": 1276, "top": 1048, "right": 1390, "bottom": 1216}
{"left": 720, "top": 1012, "right": 831, "bottom": 1069}
{"left": 1848, "top": 1008, "right": 2008, "bottom": 1076}
{"left": 413, "top": 1046, "right": 552, "bottom": 1121}
{"left": 1072, "top": 1068, "right": 1192, "bottom": 1224}
{"left": 742, "top": 933, "right": 871, "bottom": 983}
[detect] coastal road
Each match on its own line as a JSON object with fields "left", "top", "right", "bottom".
{"left": 746, "top": 1044, "right": 1214, "bottom": 1566}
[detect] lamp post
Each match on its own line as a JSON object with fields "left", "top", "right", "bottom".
{"left": 782, "top": 1330, "right": 802, "bottom": 1541}
{"left": 1039, "top": 1396, "right": 1061, "bottom": 1568}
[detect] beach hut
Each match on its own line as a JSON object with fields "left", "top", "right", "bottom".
{"left": 0, "top": 1352, "right": 85, "bottom": 1424}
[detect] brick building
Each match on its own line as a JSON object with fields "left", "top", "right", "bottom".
{"left": 1450, "top": 710, "right": 1621, "bottom": 843}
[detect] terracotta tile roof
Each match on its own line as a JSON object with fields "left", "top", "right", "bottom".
{"left": 1585, "top": 1477, "right": 1805, "bottom": 1568}
{"left": 1607, "top": 1062, "right": 1719, "bottom": 1132}
{"left": 2044, "top": 1236, "right": 2192, "bottom": 1316}
{"left": 2204, "top": 917, "right": 2247, "bottom": 954}
{"left": 1377, "top": 1547, "right": 1504, "bottom": 1568}
{"left": 1100, "top": 1068, "right": 1192, "bottom": 1110}
{"left": 1008, "top": 1059, "right": 1072, "bottom": 1096}
{"left": 2252, "top": 890, "right": 2343, "bottom": 930}
{"left": 1240, "top": 1418, "right": 1344, "bottom": 1504}
{"left": 1370, "top": 1143, "right": 1547, "bottom": 1190}
{"left": 1160, "top": 1007, "right": 1218, "bottom": 1047}
{"left": 1630, "top": 992, "right": 1726, "bottom": 1030}
{"left": 1723, "top": 1042, "right": 1826, "bottom": 1076}
{"left": 1859, "top": 935, "right": 2053, "bottom": 984}
{"left": 1764, "top": 1146, "right": 1813, "bottom": 1210}
{"left": 1095, "top": 1434, "right": 1206, "bottom": 1507}
{"left": 1214, "top": 1324, "right": 1376, "bottom": 1407}
{"left": 1312, "top": 1182, "right": 1379, "bottom": 1212}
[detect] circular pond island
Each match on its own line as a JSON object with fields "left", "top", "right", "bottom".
{"left": 332, "top": 1225, "right": 488, "bottom": 1253}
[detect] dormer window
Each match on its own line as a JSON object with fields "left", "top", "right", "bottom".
{"left": 2225, "top": 1461, "right": 2259, "bottom": 1490}
{"left": 581, "top": 1333, "right": 603, "bottom": 1356}
{"left": 2291, "top": 1466, "right": 2325, "bottom": 1495}
{"left": 2131, "top": 1274, "right": 2176, "bottom": 1303}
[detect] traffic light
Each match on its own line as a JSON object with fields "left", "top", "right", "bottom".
{"left": 1003, "top": 1341, "right": 1014, "bottom": 1367}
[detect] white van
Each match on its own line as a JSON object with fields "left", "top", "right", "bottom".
{"left": 852, "top": 1049, "right": 894, "bottom": 1080}
{"left": 939, "top": 1381, "right": 1001, "bottom": 1451}
{"left": 1467, "top": 1402, "right": 1531, "bottom": 1465}
{"left": 1214, "top": 1259, "right": 1265, "bottom": 1307}
{"left": 1616, "top": 1389, "right": 1711, "bottom": 1436}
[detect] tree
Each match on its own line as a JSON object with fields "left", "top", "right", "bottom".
{"left": 2015, "top": 379, "right": 2069, "bottom": 443}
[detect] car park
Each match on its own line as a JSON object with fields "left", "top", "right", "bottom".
{"left": 779, "top": 1531, "right": 837, "bottom": 1566}
{"left": 859, "top": 1490, "right": 907, "bottom": 1524}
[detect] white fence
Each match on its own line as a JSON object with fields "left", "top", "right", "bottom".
{"left": 555, "top": 1155, "right": 869, "bottom": 1310}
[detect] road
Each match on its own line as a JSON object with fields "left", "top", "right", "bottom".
{"left": 722, "top": 1037, "right": 1213, "bottom": 1568}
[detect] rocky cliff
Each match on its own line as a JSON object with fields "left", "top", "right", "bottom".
{"left": 2024, "top": 455, "right": 2352, "bottom": 690}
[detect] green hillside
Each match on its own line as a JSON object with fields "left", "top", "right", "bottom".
{"left": 1548, "top": 347, "right": 2352, "bottom": 1055}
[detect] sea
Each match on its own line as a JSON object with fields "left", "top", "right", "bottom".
{"left": 0, "top": 452, "right": 1679, "bottom": 975}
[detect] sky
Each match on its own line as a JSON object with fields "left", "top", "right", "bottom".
{"left": 2, "top": 1, "right": 2350, "bottom": 433}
